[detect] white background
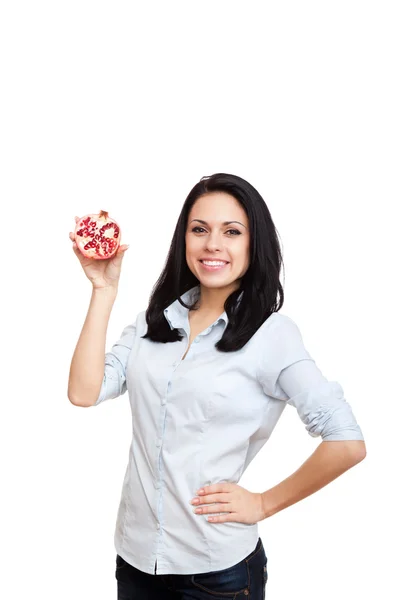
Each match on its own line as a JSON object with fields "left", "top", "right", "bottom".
{"left": 1, "top": 1, "right": 398, "bottom": 598}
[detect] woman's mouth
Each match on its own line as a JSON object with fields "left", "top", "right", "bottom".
{"left": 199, "top": 260, "right": 229, "bottom": 271}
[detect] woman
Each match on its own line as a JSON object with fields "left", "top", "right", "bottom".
{"left": 68, "top": 172, "right": 366, "bottom": 599}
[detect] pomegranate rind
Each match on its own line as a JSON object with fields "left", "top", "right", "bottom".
{"left": 74, "top": 211, "right": 121, "bottom": 260}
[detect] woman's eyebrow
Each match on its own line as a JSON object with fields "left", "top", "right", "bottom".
{"left": 190, "top": 219, "right": 247, "bottom": 228}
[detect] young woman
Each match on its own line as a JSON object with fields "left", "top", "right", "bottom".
{"left": 68, "top": 172, "right": 366, "bottom": 599}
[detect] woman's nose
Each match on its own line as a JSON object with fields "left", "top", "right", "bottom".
{"left": 205, "top": 233, "right": 223, "bottom": 251}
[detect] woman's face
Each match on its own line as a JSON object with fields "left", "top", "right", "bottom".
{"left": 185, "top": 192, "right": 250, "bottom": 292}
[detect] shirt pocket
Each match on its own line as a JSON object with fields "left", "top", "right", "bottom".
{"left": 208, "top": 355, "right": 262, "bottom": 427}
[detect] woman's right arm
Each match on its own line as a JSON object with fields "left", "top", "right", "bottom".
{"left": 67, "top": 216, "right": 129, "bottom": 407}
{"left": 68, "top": 286, "right": 118, "bottom": 407}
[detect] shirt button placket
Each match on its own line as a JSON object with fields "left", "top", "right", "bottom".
{"left": 156, "top": 378, "right": 169, "bottom": 528}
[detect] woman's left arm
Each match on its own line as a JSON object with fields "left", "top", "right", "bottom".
{"left": 257, "top": 315, "right": 367, "bottom": 519}
{"left": 261, "top": 439, "right": 366, "bottom": 519}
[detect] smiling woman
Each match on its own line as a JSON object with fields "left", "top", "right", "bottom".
{"left": 68, "top": 172, "right": 365, "bottom": 600}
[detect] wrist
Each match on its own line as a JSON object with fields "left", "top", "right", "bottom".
{"left": 261, "top": 489, "right": 280, "bottom": 520}
{"left": 92, "top": 285, "right": 118, "bottom": 296}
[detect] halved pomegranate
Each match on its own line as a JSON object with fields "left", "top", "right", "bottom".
{"left": 74, "top": 210, "right": 121, "bottom": 260}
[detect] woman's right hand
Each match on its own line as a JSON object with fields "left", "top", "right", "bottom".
{"left": 69, "top": 216, "right": 129, "bottom": 290}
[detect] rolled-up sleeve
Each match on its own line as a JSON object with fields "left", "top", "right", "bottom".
{"left": 94, "top": 319, "right": 137, "bottom": 406}
{"left": 257, "top": 314, "right": 364, "bottom": 441}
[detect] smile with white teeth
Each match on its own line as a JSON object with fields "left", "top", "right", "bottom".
{"left": 201, "top": 260, "right": 227, "bottom": 266}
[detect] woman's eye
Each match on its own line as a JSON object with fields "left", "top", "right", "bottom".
{"left": 191, "top": 227, "right": 240, "bottom": 235}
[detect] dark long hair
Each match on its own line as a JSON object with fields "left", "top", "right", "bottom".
{"left": 141, "top": 173, "right": 285, "bottom": 352}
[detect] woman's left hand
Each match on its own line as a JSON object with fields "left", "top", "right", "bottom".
{"left": 190, "top": 482, "right": 266, "bottom": 525}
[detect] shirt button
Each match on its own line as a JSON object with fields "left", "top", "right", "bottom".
{"left": 194, "top": 338, "right": 200, "bottom": 343}
{"left": 157, "top": 523, "right": 160, "bottom": 529}
{"left": 156, "top": 438, "right": 161, "bottom": 447}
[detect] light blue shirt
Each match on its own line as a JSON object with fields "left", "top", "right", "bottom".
{"left": 94, "top": 285, "right": 364, "bottom": 575}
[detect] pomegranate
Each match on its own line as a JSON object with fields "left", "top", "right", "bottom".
{"left": 74, "top": 210, "right": 121, "bottom": 260}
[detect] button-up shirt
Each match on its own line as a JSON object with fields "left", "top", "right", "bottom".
{"left": 94, "top": 285, "right": 364, "bottom": 575}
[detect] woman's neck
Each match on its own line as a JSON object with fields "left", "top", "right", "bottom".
{"left": 193, "top": 283, "right": 240, "bottom": 315}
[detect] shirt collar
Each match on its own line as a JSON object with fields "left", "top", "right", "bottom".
{"left": 163, "top": 285, "right": 243, "bottom": 331}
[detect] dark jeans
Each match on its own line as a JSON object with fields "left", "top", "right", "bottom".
{"left": 116, "top": 536, "right": 268, "bottom": 599}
